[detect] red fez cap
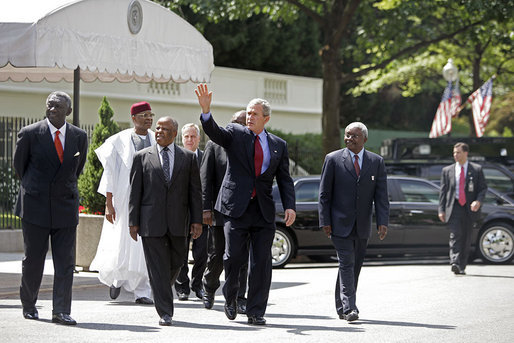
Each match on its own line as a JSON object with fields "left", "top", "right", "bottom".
{"left": 130, "top": 101, "right": 151, "bottom": 115}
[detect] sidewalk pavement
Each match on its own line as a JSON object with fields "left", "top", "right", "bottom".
{"left": 1, "top": 252, "right": 513, "bottom": 343}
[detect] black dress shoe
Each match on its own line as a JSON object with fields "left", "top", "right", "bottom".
{"left": 340, "top": 310, "right": 359, "bottom": 322}
{"left": 23, "top": 310, "right": 39, "bottom": 320}
{"left": 52, "top": 313, "right": 77, "bottom": 325}
{"left": 237, "top": 302, "right": 247, "bottom": 314}
{"left": 203, "top": 292, "right": 214, "bottom": 309}
{"left": 177, "top": 292, "right": 189, "bottom": 301}
{"left": 159, "top": 314, "right": 172, "bottom": 326}
{"left": 224, "top": 300, "right": 237, "bottom": 320}
{"left": 247, "top": 315, "right": 266, "bottom": 325}
{"left": 193, "top": 287, "right": 205, "bottom": 300}
{"left": 451, "top": 264, "right": 466, "bottom": 275}
{"left": 135, "top": 297, "right": 154, "bottom": 305}
{"left": 109, "top": 285, "right": 121, "bottom": 300}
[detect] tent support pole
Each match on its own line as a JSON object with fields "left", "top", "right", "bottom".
{"left": 73, "top": 67, "right": 80, "bottom": 126}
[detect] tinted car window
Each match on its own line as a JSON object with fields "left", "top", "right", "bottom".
{"left": 483, "top": 167, "right": 514, "bottom": 195}
{"left": 482, "top": 190, "right": 508, "bottom": 206}
{"left": 296, "top": 181, "right": 319, "bottom": 202}
{"left": 397, "top": 179, "right": 439, "bottom": 203}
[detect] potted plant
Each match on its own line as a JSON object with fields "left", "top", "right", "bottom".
{"left": 76, "top": 97, "right": 120, "bottom": 270}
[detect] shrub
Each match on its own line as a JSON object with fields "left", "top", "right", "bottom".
{"left": 78, "top": 97, "right": 120, "bottom": 214}
{"left": 267, "top": 128, "right": 324, "bottom": 175}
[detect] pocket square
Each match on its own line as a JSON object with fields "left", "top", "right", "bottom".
{"left": 74, "top": 152, "right": 80, "bottom": 157}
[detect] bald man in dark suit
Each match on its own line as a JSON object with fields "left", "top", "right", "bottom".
{"left": 319, "top": 122, "right": 389, "bottom": 322}
{"left": 129, "top": 116, "right": 202, "bottom": 326}
{"left": 14, "top": 91, "right": 88, "bottom": 325}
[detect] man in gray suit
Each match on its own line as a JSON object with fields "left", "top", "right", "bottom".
{"left": 438, "top": 142, "right": 487, "bottom": 275}
{"left": 319, "top": 122, "right": 389, "bottom": 322}
{"left": 129, "top": 116, "right": 202, "bottom": 326}
{"left": 14, "top": 91, "right": 88, "bottom": 325}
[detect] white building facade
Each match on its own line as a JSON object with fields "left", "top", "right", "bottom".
{"left": 0, "top": 66, "right": 322, "bottom": 134}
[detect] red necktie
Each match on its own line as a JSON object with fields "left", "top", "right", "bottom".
{"left": 252, "top": 136, "right": 263, "bottom": 198}
{"left": 354, "top": 154, "right": 360, "bottom": 177}
{"left": 55, "top": 130, "right": 64, "bottom": 163}
{"left": 458, "top": 166, "right": 466, "bottom": 206}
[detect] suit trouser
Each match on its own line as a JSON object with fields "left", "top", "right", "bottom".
{"left": 448, "top": 203, "right": 473, "bottom": 270}
{"left": 203, "top": 224, "right": 248, "bottom": 300}
{"left": 175, "top": 225, "right": 208, "bottom": 295}
{"left": 20, "top": 220, "right": 76, "bottom": 315}
{"left": 142, "top": 234, "right": 187, "bottom": 318}
{"left": 331, "top": 235, "right": 368, "bottom": 315}
{"left": 223, "top": 198, "right": 274, "bottom": 317}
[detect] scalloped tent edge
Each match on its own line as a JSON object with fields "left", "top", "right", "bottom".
{"left": 0, "top": 0, "right": 214, "bottom": 124}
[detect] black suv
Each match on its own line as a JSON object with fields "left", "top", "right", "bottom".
{"left": 385, "top": 160, "right": 514, "bottom": 198}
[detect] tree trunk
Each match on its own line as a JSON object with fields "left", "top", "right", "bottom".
{"left": 321, "top": 48, "right": 342, "bottom": 155}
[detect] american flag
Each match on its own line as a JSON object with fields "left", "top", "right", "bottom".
{"left": 429, "top": 81, "right": 461, "bottom": 138}
{"left": 467, "top": 78, "right": 493, "bottom": 137}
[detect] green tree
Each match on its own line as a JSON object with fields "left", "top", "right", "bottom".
{"left": 78, "top": 97, "right": 120, "bottom": 214}
{"left": 156, "top": 0, "right": 512, "bottom": 151}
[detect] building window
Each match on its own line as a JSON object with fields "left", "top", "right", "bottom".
{"left": 264, "top": 78, "right": 287, "bottom": 104}
{"left": 148, "top": 81, "right": 180, "bottom": 95}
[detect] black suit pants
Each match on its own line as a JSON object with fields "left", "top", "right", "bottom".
{"left": 142, "top": 234, "right": 187, "bottom": 318}
{"left": 331, "top": 234, "right": 368, "bottom": 315}
{"left": 222, "top": 198, "right": 274, "bottom": 317}
{"left": 448, "top": 203, "right": 473, "bottom": 270}
{"left": 20, "top": 220, "right": 76, "bottom": 315}
{"left": 203, "top": 224, "right": 248, "bottom": 299}
{"left": 175, "top": 225, "right": 208, "bottom": 294}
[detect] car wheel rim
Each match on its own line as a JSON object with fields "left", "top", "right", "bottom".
{"left": 480, "top": 226, "right": 514, "bottom": 263}
{"left": 272, "top": 230, "right": 291, "bottom": 266}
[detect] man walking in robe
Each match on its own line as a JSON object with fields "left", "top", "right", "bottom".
{"left": 90, "top": 101, "right": 155, "bottom": 304}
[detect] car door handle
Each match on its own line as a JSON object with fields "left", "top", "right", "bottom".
{"left": 409, "top": 210, "right": 424, "bottom": 214}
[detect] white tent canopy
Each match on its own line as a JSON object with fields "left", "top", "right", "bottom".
{"left": 0, "top": 0, "right": 214, "bottom": 83}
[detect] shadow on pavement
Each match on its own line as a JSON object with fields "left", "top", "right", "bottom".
{"left": 355, "top": 319, "right": 456, "bottom": 330}
{"left": 463, "top": 273, "right": 514, "bottom": 279}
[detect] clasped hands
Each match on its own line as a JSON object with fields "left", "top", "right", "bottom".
{"left": 322, "top": 224, "right": 387, "bottom": 240}
{"left": 129, "top": 224, "right": 203, "bottom": 242}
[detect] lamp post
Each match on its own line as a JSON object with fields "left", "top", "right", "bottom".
{"left": 442, "top": 58, "right": 458, "bottom": 82}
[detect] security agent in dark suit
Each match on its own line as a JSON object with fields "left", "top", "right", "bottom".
{"left": 128, "top": 116, "right": 202, "bottom": 326}
{"left": 438, "top": 142, "right": 487, "bottom": 275}
{"left": 195, "top": 84, "right": 296, "bottom": 325}
{"left": 13, "top": 91, "right": 88, "bottom": 325}
{"left": 175, "top": 123, "right": 208, "bottom": 301}
{"left": 201, "top": 111, "right": 249, "bottom": 313}
{"left": 319, "top": 122, "right": 389, "bottom": 322}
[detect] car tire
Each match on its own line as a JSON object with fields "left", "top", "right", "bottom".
{"left": 271, "top": 227, "right": 295, "bottom": 269}
{"left": 477, "top": 222, "right": 514, "bottom": 264}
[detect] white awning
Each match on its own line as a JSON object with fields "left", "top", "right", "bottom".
{"left": 0, "top": 0, "right": 214, "bottom": 83}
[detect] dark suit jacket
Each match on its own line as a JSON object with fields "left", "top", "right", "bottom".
{"left": 200, "top": 140, "right": 227, "bottom": 226}
{"left": 439, "top": 161, "right": 487, "bottom": 223}
{"left": 128, "top": 144, "right": 202, "bottom": 237}
{"left": 318, "top": 148, "right": 389, "bottom": 239}
{"left": 200, "top": 115, "right": 295, "bottom": 224}
{"left": 13, "top": 120, "right": 88, "bottom": 228}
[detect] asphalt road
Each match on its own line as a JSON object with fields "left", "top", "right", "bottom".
{"left": 0, "top": 255, "right": 513, "bottom": 343}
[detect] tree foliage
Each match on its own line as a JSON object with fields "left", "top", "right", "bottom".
{"left": 78, "top": 97, "right": 120, "bottom": 214}
{"left": 157, "top": 0, "right": 513, "bottom": 150}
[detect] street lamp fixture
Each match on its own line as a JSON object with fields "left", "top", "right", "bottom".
{"left": 442, "top": 58, "right": 458, "bottom": 82}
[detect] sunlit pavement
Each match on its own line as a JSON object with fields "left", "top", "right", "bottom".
{"left": 1, "top": 253, "right": 513, "bottom": 343}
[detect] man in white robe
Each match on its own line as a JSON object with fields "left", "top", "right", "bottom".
{"left": 90, "top": 102, "right": 155, "bottom": 304}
